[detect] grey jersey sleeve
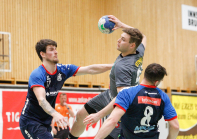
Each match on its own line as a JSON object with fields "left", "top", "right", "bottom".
{"left": 136, "top": 43, "right": 145, "bottom": 56}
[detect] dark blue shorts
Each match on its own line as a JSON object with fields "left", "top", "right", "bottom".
{"left": 19, "top": 117, "right": 53, "bottom": 139}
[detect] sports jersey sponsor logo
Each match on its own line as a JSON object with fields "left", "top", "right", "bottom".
{"left": 57, "top": 73, "right": 62, "bottom": 81}
{"left": 135, "top": 57, "right": 143, "bottom": 67}
{"left": 46, "top": 75, "right": 51, "bottom": 88}
{"left": 134, "top": 125, "right": 156, "bottom": 133}
{"left": 138, "top": 96, "right": 161, "bottom": 106}
{"left": 46, "top": 91, "right": 59, "bottom": 96}
{"left": 145, "top": 91, "right": 157, "bottom": 95}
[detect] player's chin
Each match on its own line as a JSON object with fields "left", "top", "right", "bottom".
{"left": 53, "top": 59, "right": 59, "bottom": 64}
{"left": 117, "top": 47, "right": 121, "bottom": 51}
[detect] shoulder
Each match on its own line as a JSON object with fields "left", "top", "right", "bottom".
{"left": 156, "top": 88, "right": 169, "bottom": 100}
{"left": 136, "top": 43, "right": 145, "bottom": 51}
{"left": 57, "top": 64, "right": 71, "bottom": 70}
{"left": 57, "top": 64, "right": 79, "bottom": 72}
{"left": 30, "top": 65, "right": 46, "bottom": 79}
{"left": 119, "top": 85, "right": 142, "bottom": 96}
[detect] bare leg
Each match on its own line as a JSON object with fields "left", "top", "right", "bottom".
{"left": 70, "top": 106, "right": 89, "bottom": 137}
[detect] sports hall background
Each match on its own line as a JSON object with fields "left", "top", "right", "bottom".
{"left": 0, "top": 0, "right": 197, "bottom": 139}
{"left": 0, "top": 0, "right": 197, "bottom": 91}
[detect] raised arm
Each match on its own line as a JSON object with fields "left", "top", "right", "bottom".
{"left": 108, "top": 15, "right": 146, "bottom": 48}
{"left": 94, "top": 106, "right": 125, "bottom": 139}
{"left": 75, "top": 64, "right": 113, "bottom": 76}
{"left": 33, "top": 87, "right": 69, "bottom": 129}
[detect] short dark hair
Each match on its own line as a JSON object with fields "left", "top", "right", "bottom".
{"left": 35, "top": 39, "right": 57, "bottom": 61}
{"left": 60, "top": 93, "right": 67, "bottom": 98}
{"left": 122, "top": 28, "right": 143, "bottom": 48}
{"left": 144, "top": 63, "right": 167, "bottom": 83}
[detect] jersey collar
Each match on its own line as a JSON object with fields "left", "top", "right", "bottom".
{"left": 140, "top": 84, "right": 156, "bottom": 88}
{"left": 42, "top": 64, "right": 57, "bottom": 75}
{"left": 120, "top": 50, "right": 139, "bottom": 58}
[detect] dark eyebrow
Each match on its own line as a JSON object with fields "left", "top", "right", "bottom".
{"left": 121, "top": 36, "right": 125, "bottom": 40}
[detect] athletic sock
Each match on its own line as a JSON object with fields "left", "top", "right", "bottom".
{"left": 68, "top": 133, "right": 78, "bottom": 139}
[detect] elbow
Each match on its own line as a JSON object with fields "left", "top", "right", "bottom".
{"left": 173, "top": 123, "right": 180, "bottom": 131}
{"left": 170, "top": 120, "right": 180, "bottom": 131}
{"left": 108, "top": 118, "right": 118, "bottom": 127}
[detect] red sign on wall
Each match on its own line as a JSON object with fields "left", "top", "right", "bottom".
{"left": 0, "top": 90, "right": 101, "bottom": 139}
{"left": 2, "top": 91, "right": 27, "bottom": 139}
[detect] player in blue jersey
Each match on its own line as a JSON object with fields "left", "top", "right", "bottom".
{"left": 19, "top": 39, "right": 112, "bottom": 139}
{"left": 70, "top": 15, "right": 146, "bottom": 139}
{"left": 94, "top": 63, "right": 179, "bottom": 139}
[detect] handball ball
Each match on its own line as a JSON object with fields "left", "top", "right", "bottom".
{"left": 98, "top": 16, "right": 115, "bottom": 34}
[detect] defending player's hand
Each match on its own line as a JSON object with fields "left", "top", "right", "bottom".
{"left": 52, "top": 127, "right": 57, "bottom": 135}
{"left": 108, "top": 15, "right": 123, "bottom": 30}
{"left": 83, "top": 113, "right": 101, "bottom": 127}
{"left": 53, "top": 112, "right": 70, "bottom": 131}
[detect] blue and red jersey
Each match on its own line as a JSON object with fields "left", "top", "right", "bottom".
{"left": 20, "top": 64, "right": 79, "bottom": 126}
{"left": 114, "top": 84, "right": 177, "bottom": 139}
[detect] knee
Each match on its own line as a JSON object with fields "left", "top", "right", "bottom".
{"left": 75, "top": 107, "right": 88, "bottom": 122}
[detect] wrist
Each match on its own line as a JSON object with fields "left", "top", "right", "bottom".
{"left": 51, "top": 111, "right": 58, "bottom": 117}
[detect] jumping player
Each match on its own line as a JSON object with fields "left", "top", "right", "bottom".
{"left": 69, "top": 15, "right": 147, "bottom": 139}
{"left": 19, "top": 39, "right": 112, "bottom": 139}
{"left": 94, "top": 63, "right": 179, "bottom": 139}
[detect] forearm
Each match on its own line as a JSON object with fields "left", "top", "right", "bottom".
{"left": 89, "top": 64, "right": 112, "bottom": 74}
{"left": 120, "top": 23, "right": 134, "bottom": 29}
{"left": 97, "top": 98, "right": 115, "bottom": 119}
{"left": 95, "top": 118, "right": 116, "bottom": 139}
{"left": 39, "top": 99, "right": 57, "bottom": 116}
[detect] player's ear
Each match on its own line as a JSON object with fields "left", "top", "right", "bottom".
{"left": 130, "top": 42, "right": 136, "bottom": 49}
{"left": 40, "top": 51, "right": 45, "bottom": 59}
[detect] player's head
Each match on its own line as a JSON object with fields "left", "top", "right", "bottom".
{"left": 59, "top": 93, "right": 67, "bottom": 105}
{"left": 35, "top": 39, "right": 59, "bottom": 63}
{"left": 144, "top": 63, "right": 167, "bottom": 86}
{"left": 117, "top": 28, "right": 143, "bottom": 55}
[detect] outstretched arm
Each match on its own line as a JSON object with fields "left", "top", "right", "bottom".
{"left": 94, "top": 106, "right": 125, "bottom": 139}
{"left": 83, "top": 87, "right": 126, "bottom": 126}
{"left": 75, "top": 64, "right": 113, "bottom": 76}
{"left": 108, "top": 15, "right": 146, "bottom": 48}
{"left": 167, "top": 119, "right": 179, "bottom": 139}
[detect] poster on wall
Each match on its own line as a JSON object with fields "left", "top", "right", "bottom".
{"left": 182, "top": 4, "right": 197, "bottom": 32}
{"left": 0, "top": 89, "right": 101, "bottom": 139}
{"left": 172, "top": 93, "right": 197, "bottom": 139}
